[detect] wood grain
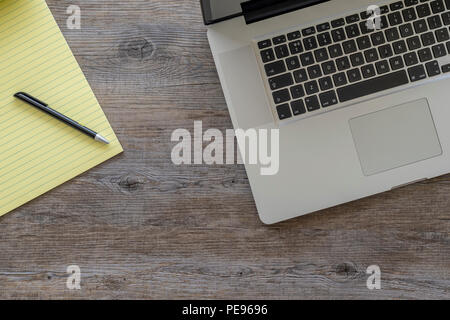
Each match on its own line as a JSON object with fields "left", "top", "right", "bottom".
{"left": 0, "top": 0, "right": 448, "bottom": 299}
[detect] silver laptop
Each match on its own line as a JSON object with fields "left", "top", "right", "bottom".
{"left": 203, "top": 0, "right": 450, "bottom": 224}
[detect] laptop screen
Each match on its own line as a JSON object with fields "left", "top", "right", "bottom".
{"left": 200, "top": 0, "right": 330, "bottom": 25}
{"left": 201, "top": 0, "right": 245, "bottom": 25}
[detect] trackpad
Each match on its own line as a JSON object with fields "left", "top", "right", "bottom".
{"left": 349, "top": 98, "right": 442, "bottom": 176}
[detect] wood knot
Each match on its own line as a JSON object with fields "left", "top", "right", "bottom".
{"left": 118, "top": 37, "right": 154, "bottom": 61}
{"left": 335, "top": 262, "right": 358, "bottom": 279}
{"left": 117, "top": 173, "right": 146, "bottom": 192}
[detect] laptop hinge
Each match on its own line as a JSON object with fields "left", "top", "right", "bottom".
{"left": 241, "top": 0, "right": 330, "bottom": 24}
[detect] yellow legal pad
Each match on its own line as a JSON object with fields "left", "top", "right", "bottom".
{"left": 0, "top": 0, "right": 123, "bottom": 216}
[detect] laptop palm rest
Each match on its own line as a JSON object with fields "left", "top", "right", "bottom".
{"left": 219, "top": 46, "right": 273, "bottom": 129}
{"left": 349, "top": 98, "right": 442, "bottom": 176}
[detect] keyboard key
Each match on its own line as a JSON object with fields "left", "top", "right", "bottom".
{"left": 402, "top": 8, "right": 417, "bottom": 22}
{"left": 418, "top": 47, "right": 433, "bottom": 61}
{"left": 361, "top": 10, "right": 371, "bottom": 20}
{"left": 317, "top": 22, "right": 331, "bottom": 32}
{"left": 371, "top": 31, "right": 386, "bottom": 45}
{"left": 322, "top": 60, "right": 336, "bottom": 75}
{"left": 399, "top": 23, "right": 414, "bottom": 37}
{"left": 417, "top": 3, "right": 432, "bottom": 18}
{"left": 390, "top": 56, "right": 405, "bottom": 70}
{"left": 343, "top": 39, "right": 357, "bottom": 54}
{"left": 319, "top": 90, "right": 338, "bottom": 108}
{"left": 305, "top": 80, "right": 319, "bottom": 94}
{"left": 275, "top": 44, "right": 290, "bottom": 59}
{"left": 364, "top": 48, "right": 379, "bottom": 62}
{"left": 331, "top": 18, "right": 345, "bottom": 28}
{"left": 390, "top": 1, "right": 404, "bottom": 11}
{"left": 407, "top": 64, "right": 427, "bottom": 81}
{"left": 329, "top": 44, "right": 344, "bottom": 58}
{"left": 337, "top": 70, "right": 409, "bottom": 102}
{"left": 359, "top": 21, "right": 372, "bottom": 35}
{"left": 421, "top": 32, "right": 436, "bottom": 46}
{"left": 287, "top": 31, "right": 301, "bottom": 41}
{"left": 273, "top": 35, "right": 287, "bottom": 45}
{"left": 314, "top": 48, "right": 329, "bottom": 62}
{"left": 302, "top": 26, "right": 316, "bottom": 36}
{"left": 265, "top": 60, "right": 286, "bottom": 77}
{"left": 286, "top": 56, "right": 301, "bottom": 70}
{"left": 425, "top": 60, "right": 441, "bottom": 76}
{"left": 342, "top": 40, "right": 358, "bottom": 54}
{"left": 307, "top": 65, "right": 322, "bottom": 79}
{"left": 432, "top": 43, "right": 446, "bottom": 57}
{"left": 336, "top": 56, "right": 351, "bottom": 70}
{"left": 393, "top": 39, "right": 408, "bottom": 54}
{"left": 346, "top": 14, "right": 360, "bottom": 24}
{"left": 276, "top": 103, "right": 292, "bottom": 119}
{"left": 361, "top": 64, "right": 377, "bottom": 78}
{"left": 305, "top": 95, "right": 321, "bottom": 111}
{"left": 388, "top": 12, "right": 403, "bottom": 26}
{"left": 386, "top": 27, "right": 400, "bottom": 41}
{"left": 442, "top": 63, "right": 450, "bottom": 72}
{"left": 350, "top": 52, "right": 365, "bottom": 66}
{"left": 291, "top": 100, "right": 306, "bottom": 116}
{"left": 380, "top": 5, "right": 390, "bottom": 15}
{"left": 407, "top": 36, "right": 422, "bottom": 49}
{"left": 357, "top": 35, "right": 371, "bottom": 50}
{"left": 347, "top": 68, "right": 362, "bottom": 82}
{"left": 269, "top": 73, "right": 293, "bottom": 90}
{"left": 405, "top": 0, "right": 419, "bottom": 7}
{"left": 317, "top": 32, "right": 332, "bottom": 46}
{"left": 333, "top": 72, "right": 348, "bottom": 86}
{"left": 273, "top": 89, "right": 291, "bottom": 104}
{"left": 290, "top": 85, "right": 305, "bottom": 99}
{"left": 289, "top": 40, "right": 304, "bottom": 54}
{"left": 319, "top": 76, "right": 333, "bottom": 90}
{"left": 404, "top": 51, "right": 419, "bottom": 66}
{"left": 331, "top": 28, "right": 346, "bottom": 42}
{"left": 258, "top": 39, "right": 271, "bottom": 49}
{"left": 435, "top": 27, "right": 450, "bottom": 41}
{"left": 427, "top": 15, "right": 442, "bottom": 29}
{"left": 447, "top": 40, "right": 450, "bottom": 53}
{"left": 431, "top": 0, "right": 445, "bottom": 13}
{"left": 345, "top": 24, "right": 360, "bottom": 38}
{"left": 379, "top": 15, "right": 389, "bottom": 29}
{"left": 414, "top": 19, "right": 429, "bottom": 33}
{"left": 300, "top": 52, "right": 315, "bottom": 66}
{"left": 260, "top": 48, "right": 275, "bottom": 63}
{"left": 293, "top": 69, "right": 308, "bottom": 83}
{"left": 379, "top": 44, "right": 394, "bottom": 58}
{"left": 375, "top": 60, "right": 391, "bottom": 74}
{"left": 303, "top": 36, "right": 318, "bottom": 50}
{"left": 441, "top": 12, "right": 450, "bottom": 25}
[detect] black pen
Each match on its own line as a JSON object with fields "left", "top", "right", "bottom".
{"left": 14, "top": 92, "right": 109, "bottom": 144}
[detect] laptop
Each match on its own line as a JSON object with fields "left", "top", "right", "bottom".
{"left": 202, "top": 0, "right": 450, "bottom": 224}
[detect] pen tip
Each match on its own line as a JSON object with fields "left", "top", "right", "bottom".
{"left": 95, "top": 134, "right": 110, "bottom": 144}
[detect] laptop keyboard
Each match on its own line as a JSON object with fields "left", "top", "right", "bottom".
{"left": 257, "top": 0, "right": 450, "bottom": 121}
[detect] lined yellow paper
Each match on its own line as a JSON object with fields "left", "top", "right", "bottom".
{"left": 0, "top": 0, "right": 123, "bottom": 216}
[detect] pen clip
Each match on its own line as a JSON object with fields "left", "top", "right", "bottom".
{"left": 14, "top": 92, "right": 48, "bottom": 107}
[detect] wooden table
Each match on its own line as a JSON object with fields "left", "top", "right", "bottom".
{"left": 0, "top": 0, "right": 448, "bottom": 299}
